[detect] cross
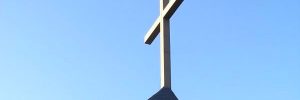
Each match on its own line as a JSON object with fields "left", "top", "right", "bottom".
{"left": 144, "top": 0, "right": 183, "bottom": 88}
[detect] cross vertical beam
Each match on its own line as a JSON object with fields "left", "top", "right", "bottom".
{"left": 160, "top": 0, "right": 171, "bottom": 88}
{"left": 144, "top": 0, "right": 183, "bottom": 100}
{"left": 144, "top": 0, "right": 183, "bottom": 98}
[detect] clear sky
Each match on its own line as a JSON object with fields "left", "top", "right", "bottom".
{"left": 0, "top": 0, "right": 299, "bottom": 100}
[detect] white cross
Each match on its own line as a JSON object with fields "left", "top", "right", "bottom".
{"left": 144, "top": 0, "right": 183, "bottom": 88}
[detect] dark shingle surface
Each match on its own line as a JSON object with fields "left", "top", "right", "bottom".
{"left": 148, "top": 87, "right": 178, "bottom": 100}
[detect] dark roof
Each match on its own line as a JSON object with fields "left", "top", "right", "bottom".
{"left": 148, "top": 87, "right": 178, "bottom": 100}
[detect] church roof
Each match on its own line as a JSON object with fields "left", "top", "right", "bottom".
{"left": 148, "top": 87, "right": 178, "bottom": 100}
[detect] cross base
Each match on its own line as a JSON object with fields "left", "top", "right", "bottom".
{"left": 148, "top": 87, "right": 178, "bottom": 100}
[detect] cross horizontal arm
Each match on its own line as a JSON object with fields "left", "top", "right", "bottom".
{"left": 144, "top": 17, "right": 160, "bottom": 44}
{"left": 162, "top": 0, "right": 183, "bottom": 19}
{"left": 144, "top": 0, "right": 183, "bottom": 45}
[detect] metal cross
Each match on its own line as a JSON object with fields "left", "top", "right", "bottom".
{"left": 144, "top": 0, "right": 183, "bottom": 88}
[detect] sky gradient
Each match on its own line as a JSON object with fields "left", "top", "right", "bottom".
{"left": 0, "top": 0, "right": 300, "bottom": 100}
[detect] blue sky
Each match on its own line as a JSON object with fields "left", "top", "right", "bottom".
{"left": 0, "top": 0, "right": 299, "bottom": 100}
